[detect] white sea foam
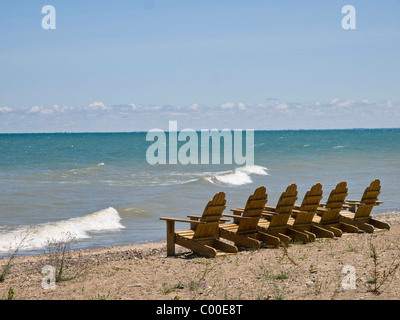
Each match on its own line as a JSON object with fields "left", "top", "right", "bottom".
{"left": 214, "top": 170, "right": 253, "bottom": 185}
{"left": 0, "top": 207, "right": 124, "bottom": 253}
{"left": 204, "top": 165, "right": 268, "bottom": 186}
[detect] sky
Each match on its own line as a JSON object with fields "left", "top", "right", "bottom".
{"left": 0, "top": 0, "right": 399, "bottom": 132}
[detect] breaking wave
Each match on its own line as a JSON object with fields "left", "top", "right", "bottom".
{"left": 201, "top": 165, "right": 268, "bottom": 186}
{"left": 0, "top": 207, "right": 124, "bottom": 253}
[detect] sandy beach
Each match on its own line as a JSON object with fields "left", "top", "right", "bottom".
{"left": 1, "top": 213, "right": 400, "bottom": 301}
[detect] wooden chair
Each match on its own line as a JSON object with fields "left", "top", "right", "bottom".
{"left": 339, "top": 179, "right": 390, "bottom": 232}
{"left": 312, "top": 181, "right": 359, "bottom": 236}
{"left": 257, "top": 183, "right": 299, "bottom": 245}
{"left": 160, "top": 192, "right": 238, "bottom": 257}
{"left": 219, "top": 186, "right": 280, "bottom": 249}
{"left": 288, "top": 183, "right": 336, "bottom": 242}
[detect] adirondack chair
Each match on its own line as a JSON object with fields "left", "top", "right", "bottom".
{"left": 160, "top": 191, "right": 238, "bottom": 257}
{"left": 288, "top": 183, "right": 336, "bottom": 242}
{"left": 257, "top": 183, "right": 300, "bottom": 245}
{"left": 312, "top": 181, "right": 359, "bottom": 236}
{"left": 339, "top": 179, "right": 390, "bottom": 232}
{"left": 219, "top": 186, "right": 280, "bottom": 249}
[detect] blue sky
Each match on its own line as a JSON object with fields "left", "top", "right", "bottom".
{"left": 0, "top": 0, "right": 399, "bottom": 132}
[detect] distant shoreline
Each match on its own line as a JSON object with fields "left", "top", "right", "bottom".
{"left": 1, "top": 127, "right": 400, "bottom": 135}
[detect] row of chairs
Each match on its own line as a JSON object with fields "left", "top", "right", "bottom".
{"left": 160, "top": 179, "right": 390, "bottom": 258}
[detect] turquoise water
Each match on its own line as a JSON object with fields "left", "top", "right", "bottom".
{"left": 0, "top": 129, "right": 399, "bottom": 256}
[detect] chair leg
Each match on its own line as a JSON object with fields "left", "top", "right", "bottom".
{"left": 287, "top": 227, "right": 309, "bottom": 243}
{"left": 219, "top": 229, "right": 260, "bottom": 250}
{"left": 311, "top": 224, "right": 335, "bottom": 238}
{"left": 369, "top": 218, "right": 390, "bottom": 230}
{"left": 257, "top": 231, "right": 280, "bottom": 247}
{"left": 324, "top": 225, "right": 343, "bottom": 237}
{"left": 301, "top": 229, "right": 317, "bottom": 242}
{"left": 339, "top": 215, "right": 374, "bottom": 233}
{"left": 354, "top": 220, "right": 374, "bottom": 233}
{"left": 213, "top": 239, "right": 238, "bottom": 254}
{"left": 265, "top": 229, "right": 291, "bottom": 245}
{"left": 175, "top": 236, "right": 218, "bottom": 257}
{"left": 339, "top": 222, "right": 359, "bottom": 233}
{"left": 166, "top": 220, "right": 176, "bottom": 256}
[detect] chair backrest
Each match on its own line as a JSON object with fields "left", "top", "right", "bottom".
{"left": 319, "top": 181, "right": 348, "bottom": 223}
{"left": 292, "top": 183, "right": 323, "bottom": 225}
{"left": 193, "top": 191, "right": 226, "bottom": 239}
{"left": 354, "top": 179, "right": 381, "bottom": 219}
{"left": 236, "top": 186, "right": 268, "bottom": 233}
{"left": 269, "top": 183, "right": 298, "bottom": 228}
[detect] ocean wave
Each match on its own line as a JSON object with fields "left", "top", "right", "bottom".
{"left": 199, "top": 165, "right": 268, "bottom": 186}
{"left": 68, "top": 163, "right": 106, "bottom": 175}
{"left": 119, "top": 207, "right": 153, "bottom": 216}
{"left": 0, "top": 207, "right": 124, "bottom": 253}
{"left": 41, "top": 163, "right": 106, "bottom": 179}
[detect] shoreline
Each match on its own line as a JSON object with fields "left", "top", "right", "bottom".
{"left": 3, "top": 211, "right": 400, "bottom": 260}
{"left": 1, "top": 212, "right": 400, "bottom": 300}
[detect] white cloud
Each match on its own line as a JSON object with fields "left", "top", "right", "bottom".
{"left": 28, "top": 106, "right": 42, "bottom": 113}
{"left": 53, "top": 105, "right": 75, "bottom": 112}
{"left": 238, "top": 102, "right": 246, "bottom": 110}
{"left": 221, "top": 102, "right": 235, "bottom": 109}
{"left": 28, "top": 105, "right": 76, "bottom": 115}
{"left": 275, "top": 103, "right": 289, "bottom": 110}
{"left": 330, "top": 98, "right": 340, "bottom": 104}
{"left": 336, "top": 100, "right": 353, "bottom": 108}
{"left": 0, "top": 106, "right": 12, "bottom": 113}
{"left": 1, "top": 98, "right": 399, "bottom": 133}
{"left": 189, "top": 103, "right": 200, "bottom": 110}
{"left": 384, "top": 100, "right": 392, "bottom": 107}
{"left": 40, "top": 108, "right": 54, "bottom": 115}
{"left": 88, "top": 101, "right": 108, "bottom": 110}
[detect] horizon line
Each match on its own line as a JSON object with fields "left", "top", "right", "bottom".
{"left": 1, "top": 127, "right": 399, "bottom": 135}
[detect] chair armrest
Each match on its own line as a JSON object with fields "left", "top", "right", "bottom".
{"left": 291, "top": 209, "right": 310, "bottom": 215}
{"left": 187, "top": 215, "right": 201, "bottom": 220}
{"left": 222, "top": 214, "right": 253, "bottom": 220}
{"left": 263, "top": 210, "right": 277, "bottom": 215}
{"left": 345, "top": 200, "right": 361, "bottom": 204}
{"left": 262, "top": 210, "right": 276, "bottom": 215}
{"left": 261, "top": 212, "right": 274, "bottom": 220}
{"left": 230, "top": 208, "right": 245, "bottom": 214}
{"left": 160, "top": 217, "right": 206, "bottom": 224}
{"left": 186, "top": 215, "right": 229, "bottom": 223}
